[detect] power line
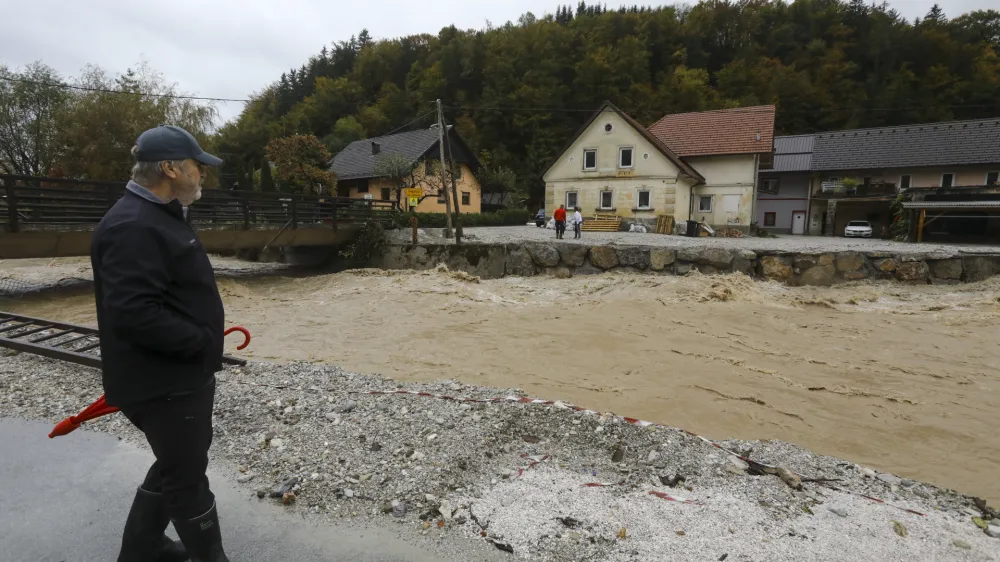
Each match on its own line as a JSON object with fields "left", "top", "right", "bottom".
{"left": 0, "top": 76, "right": 254, "bottom": 103}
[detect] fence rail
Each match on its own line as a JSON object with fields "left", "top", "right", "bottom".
{"left": 1, "top": 175, "right": 398, "bottom": 233}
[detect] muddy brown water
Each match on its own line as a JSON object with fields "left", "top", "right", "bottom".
{"left": 3, "top": 266, "right": 999, "bottom": 503}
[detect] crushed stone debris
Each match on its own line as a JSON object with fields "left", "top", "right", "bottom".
{"left": 1, "top": 353, "right": 998, "bottom": 561}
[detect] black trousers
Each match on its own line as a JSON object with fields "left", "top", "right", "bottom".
{"left": 555, "top": 220, "right": 565, "bottom": 238}
{"left": 120, "top": 378, "right": 217, "bottom": 520}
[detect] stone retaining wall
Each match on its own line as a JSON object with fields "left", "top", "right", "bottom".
{"left": 376, "top": 242, "right": 1000, "bottom": 286}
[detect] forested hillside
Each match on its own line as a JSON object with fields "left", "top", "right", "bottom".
{"left": 215, "top": 0, "right": 1000, "bottom": 204}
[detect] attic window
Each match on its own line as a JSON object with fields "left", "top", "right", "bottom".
{"left": 583, "top": 149, "right": 597, "bottom": 171}
{"left": 604, "top": 123, "right": 613, "bottom": 133}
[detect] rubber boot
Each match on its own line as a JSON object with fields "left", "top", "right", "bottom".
{"left": 172, "top": 502, "right": 230, "bottom": 562}
{"left": 117, "top": 487, "right": 189, "bottom": 562}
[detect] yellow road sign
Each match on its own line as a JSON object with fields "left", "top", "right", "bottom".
{"left": 405, "top": 188, "right": 423, "bottom": 198}
{"left": 408, "top": 197, "right": 420, "bottom": 207}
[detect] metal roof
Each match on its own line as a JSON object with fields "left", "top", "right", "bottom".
{"left": 768, "top": 134, "right": 814, "bottom": 172}
{"left": 811, "top": 118, "right": 1000, "bottom": 171}
{"left": 774, "top": 134, "right": 815, "bottom": 154}
{"left": 902, "top": 200, "right": 1000, "bottom": 209}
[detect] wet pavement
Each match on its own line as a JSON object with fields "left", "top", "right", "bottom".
{"left": 0, "top": 418, "right": 470, "bottom": 562}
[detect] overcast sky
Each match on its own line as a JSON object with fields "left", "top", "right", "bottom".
{"left": 1, "top": 0, "right": 994, "bottom": 124}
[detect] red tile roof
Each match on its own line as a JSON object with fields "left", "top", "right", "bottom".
{"left": 648, "top": 105, "right": 776, "bottom": 157}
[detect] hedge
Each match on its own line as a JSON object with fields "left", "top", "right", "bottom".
{"left": 391, "top": 209, "right": 531, "bottom": 229}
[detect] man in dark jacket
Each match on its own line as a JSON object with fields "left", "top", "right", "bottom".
{"left": 91, "top": 125, "right": 229, "bottom": 562}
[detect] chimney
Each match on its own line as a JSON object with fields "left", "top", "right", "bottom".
{"left": 371, "top": 142, "right": 381, "bottom": 155}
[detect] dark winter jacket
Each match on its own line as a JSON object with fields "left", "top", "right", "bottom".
{"left": 90, "top": 186, "right": 224, "bottom": 407}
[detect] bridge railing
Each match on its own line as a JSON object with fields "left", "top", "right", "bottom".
{"left": 1, "top": 175, "right": 398, "bottom": 233}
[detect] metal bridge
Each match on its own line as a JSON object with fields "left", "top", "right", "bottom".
{"left": 1, "top": 175, "right": 398, "bottom": 259}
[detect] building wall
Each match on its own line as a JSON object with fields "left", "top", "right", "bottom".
{"left": 815, "top": 165, "right": 1000, "bottom": 189}
{"left": 338, "top": 162, "right": 481, "bottom": 214}
{"left": 543, "top": 107, "right": 694, "bottom": 226}
{"left": 756, "top": 172, "right": 810, "bottom": 233}
{"left": 686, "top": 154, "right": 758, "bottom": 228}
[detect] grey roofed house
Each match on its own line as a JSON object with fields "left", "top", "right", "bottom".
{"left": 810, "top": 118, "right": 1000, "bottom": 171}
{"left": 329, "top": 126, "right": 479, "bottom": 181}
{"left": 771, "top": 134, "right": 814, "bottom": 172}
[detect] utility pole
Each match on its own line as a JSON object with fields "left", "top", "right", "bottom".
{"left": 442, "top": 113, "right": 463, "bottom": 245}
{"left": 436, "top": 99, "right": 454, "bottom": 239}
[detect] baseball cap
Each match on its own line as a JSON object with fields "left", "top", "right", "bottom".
{"left": 135, "top": 125, "right": 223, "bottom": 166}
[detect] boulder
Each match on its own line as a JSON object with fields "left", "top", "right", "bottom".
{"left": 794, "top": 255, "right": 819, "bottom": 269}
{"left": 733, "top": 250, "right": 756, "bottom": 275}
{"left": 650, "top": 249, "right": 676, "bottom": 271}
{"left": 962, "top": 257, "right": 996, "bottom": 282}
{"left": 697, "top": 264, "right": 720, "bottom": 275}
{"left": 799, "top": 265, "right": 836, "bottom": 286}
{"left": 526, "top": 243, "right": 560, "bottom": 267}
{"left": 699, "top": 248, "right": 735, "bottom": 268}
{"left": 836, "top": 252, "right": 865, "bottom": 272}
{"left": 760, "top": 256, "right": 793, "bottom": 281}
{"left": 929, "top": 259, "right": 962, "bottom": 280}
{"left": 875, "top": 258, "right": 899, "bottom": 273}
{"left": 556, "top": 244, "right": 589, "bottom": 267}
{"left": 817, "top": 254, "right": 835, "bottom": 266}
{"left": 589, "top": 247, "right": 619, "bottom": 270}
{"left": 616, "top": 246, "right": 651, "bottom": 269}
{"left": 843, "top": 270, "right": 868, "bottom": 281}
{"left": 504, "top": 247, "right": 536, "bottom": 277}
{"left": 675, "top": 263, "right": 694, "bottom": 275}
{"left": 895, "top": 261, "right": 929, "bottom": 282}
{"left": 676, "top": 247, "right": 702, "bottom": 263}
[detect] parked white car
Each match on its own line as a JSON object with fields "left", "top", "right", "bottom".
{"left": 844, "top": 220, "right": 873, "bottom": 238}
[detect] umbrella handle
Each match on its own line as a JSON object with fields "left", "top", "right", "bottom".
{"left": 225, "top": 326, "right": 251, "bottom": 350}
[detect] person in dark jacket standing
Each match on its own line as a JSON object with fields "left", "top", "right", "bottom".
{"left": 91, "top": 125, "right": 229, "bottom": 562}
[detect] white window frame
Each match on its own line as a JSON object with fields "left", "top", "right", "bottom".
{"left": 565, "top": 191, "right": 579, "bottom": 209}
{"left": 941, "top": 173, "right": 955, "bottom": 188}
{"left": 618, "top": 146, "right": 634, "bottom": 169}
{"left": 600, "top": 190, "right": 614, "bottom": 210}
{"left": 899, "top": 174, "right": 911, "bottom": 190}
{"left": 986, "top": 171, "right": 999, "bottom": 186}
{"left": 636, "top": 189, "right": 651, "bottom": 209}
{"left": 698, "top": 195, "right": 713, "bottom": 213}
{"left": 583, "top": 149, "right": 597, "bottom": 171}
{"left": 760, "top": 178, "right": 779, "bottom": 194}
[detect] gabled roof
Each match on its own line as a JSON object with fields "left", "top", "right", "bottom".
{"left": 329, "top": 127, "right": 479, "bottom": 181}
{"left": 810, "top": 118, "right": 1000, "bottom": 171}
{"left": 770, "top": 134, "right": 814, "bottom": 172}
{"left": 543, "top": 101, "right": 704, "bottom": 183}
{"left": 648, "top": 105, "right": 776, "bottom": 157}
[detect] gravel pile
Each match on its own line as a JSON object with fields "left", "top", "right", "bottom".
{"left": 1, "top": 352, "right": 997, "bottom": 560}
{"left": 454, "top": 226, "right": 1000, "bottom": 257}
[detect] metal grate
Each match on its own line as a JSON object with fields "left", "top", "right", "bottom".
{"left": 0, "top": 312, "right": 245, "bottom": 368}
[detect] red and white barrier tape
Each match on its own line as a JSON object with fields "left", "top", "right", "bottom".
{"left": 364, "top": 389, "right": 924, "bottom": 516}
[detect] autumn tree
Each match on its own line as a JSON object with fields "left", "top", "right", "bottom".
{"left": 265, "top": 134, "right": 338, "bottom": 194}
{"left": 0, "top": 62, "right": 71, "bottom": 176}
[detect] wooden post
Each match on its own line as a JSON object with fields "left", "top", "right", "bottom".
{"left": 3, "top": 178, "right": 17, "bottom": 233}
{"left": 290, "top": 197, "right": 298, "bottom": 230}
{"left": 916, "top": 208, "right": 926, "bottom": 242}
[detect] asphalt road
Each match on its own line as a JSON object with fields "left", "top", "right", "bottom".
{"left": 0, "top": 418, "right": 470, "bottom": 562}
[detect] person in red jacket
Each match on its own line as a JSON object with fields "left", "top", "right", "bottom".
{"left": 553, "top": 205, "right": 567, "bottom": 239}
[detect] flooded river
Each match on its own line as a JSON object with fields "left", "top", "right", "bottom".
{"left": 3, "top": 263, "right": 999, "bottom": 502}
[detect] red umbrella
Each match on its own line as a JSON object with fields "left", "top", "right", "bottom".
{"left": 48, "top": 326, "right": 251, "bottom": 438}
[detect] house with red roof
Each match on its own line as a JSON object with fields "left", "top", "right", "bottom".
{"left": 543, "top": 101, "right": 775, "bottom": 232}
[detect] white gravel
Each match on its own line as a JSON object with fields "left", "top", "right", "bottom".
{"left": 1, "top": 351, "right": 997, "bottom": 560}
{"left": 448, "top": 226, "right": 1000, "bottom": 257}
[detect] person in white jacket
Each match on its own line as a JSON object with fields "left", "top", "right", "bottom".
{"left": 571, "top": 207, "right": 583, "bottom": 239}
